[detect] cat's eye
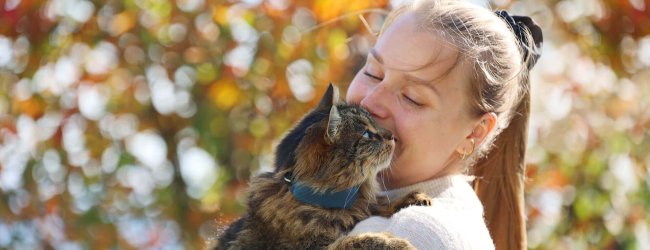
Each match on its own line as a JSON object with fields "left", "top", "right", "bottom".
{"left": 362, "top": 130, "right": 371, "bottom": 139}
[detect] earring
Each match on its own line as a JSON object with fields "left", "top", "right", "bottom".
{"left": 460, "top": 139, "right": 476, "bottom": 161}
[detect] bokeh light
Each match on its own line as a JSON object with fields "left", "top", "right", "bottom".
{"left": 0, "top": 0, "right": 648, "bottom": 249}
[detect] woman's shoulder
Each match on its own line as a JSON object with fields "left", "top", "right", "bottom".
{"left": 400, "top": 204, "right": 494, "bottom": 249}
{"left": 395, "top": 204, "right": 492, "bottom": 239}
{"left": 350, "top": 175, "right": 494, "bottom": 249}
{"left": 353, "top": 205, "right": 493, "bottom": 249}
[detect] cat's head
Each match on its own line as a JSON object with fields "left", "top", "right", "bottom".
{"left": 274, "top": 84, "right": 394, "bottom": 190}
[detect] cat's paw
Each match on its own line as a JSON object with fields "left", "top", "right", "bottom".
{"left": 327, "top": 232, "right": 416, "bottom": 250}
{"left": 391, "top": 191, "right": 432, "bottom": 212}
{"left": 403, "top": 191, "right": 432, "bottom": 206}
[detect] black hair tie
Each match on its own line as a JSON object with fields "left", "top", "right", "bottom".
{"left": 495, "top": 10, "right": 544, "bottom": 69}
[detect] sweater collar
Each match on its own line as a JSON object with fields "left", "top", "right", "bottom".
{"left": 284, "top": 172, "right": 360, "bottom": 209}
{"left": 379, "top": 174, "right": 475, "bottom": 201}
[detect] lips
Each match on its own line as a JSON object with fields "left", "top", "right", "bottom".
{"left": 391, "top": 136, "right": 401, "bottom": 158}
{"left": 389, "top": 131, "right": 399, "bottom": 143}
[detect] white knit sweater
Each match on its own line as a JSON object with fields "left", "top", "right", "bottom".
{"left": 350, "top": 175, "right": 495, "bottom": 249}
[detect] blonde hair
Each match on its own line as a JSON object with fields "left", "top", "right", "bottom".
{"left": 380, "top": 1, "right": 535, "bottom": 249}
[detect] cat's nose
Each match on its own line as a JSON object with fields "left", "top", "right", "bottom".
{"left": 382, "top": 131, "right": 393, "bottom": 140}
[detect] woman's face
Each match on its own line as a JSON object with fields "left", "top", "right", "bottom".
{"left": 346, "top": 12, "right": 479, "bottom": 189}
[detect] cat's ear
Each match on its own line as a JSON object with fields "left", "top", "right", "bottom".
{"left": 316, "top": 83, "right": 340, "bottom": 111}
{"left": 325, "top": 105, "right": 341, "bottom": 144}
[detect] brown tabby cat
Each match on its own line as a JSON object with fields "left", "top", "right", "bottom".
{"left": 216, "top": 84, "right": 429, "bottom": 249}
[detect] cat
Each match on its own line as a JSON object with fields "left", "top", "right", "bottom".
{"left": 215, "top": 84, "right": 430, "bottom": 249}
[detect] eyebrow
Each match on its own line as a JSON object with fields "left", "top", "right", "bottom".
{"left": 371, "top": 47, "right": 440, "bottom": 71}
{"left": 369, "top": 48, "right": 445, "bottom": 99}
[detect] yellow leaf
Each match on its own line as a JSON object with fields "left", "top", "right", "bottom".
{"left": 209, "top": 80, "right": 241, "bottom": 110}
{"left": 212, "top": 5, "right": 229, "bottom": 25}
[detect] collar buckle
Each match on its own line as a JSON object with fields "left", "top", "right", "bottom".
{"left": 283, "top": 171, "right": 293, "bottom": 185}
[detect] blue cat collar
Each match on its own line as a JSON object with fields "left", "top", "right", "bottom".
{"left": 284, "top": 172, "right": 360, "bottom": 209}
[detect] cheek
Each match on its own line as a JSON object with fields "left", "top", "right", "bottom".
{"left": 395, "top": 111, "right": 455, "bottom": 153}
{"left": 395, "top": 113, "right": 424, "bottom": 144}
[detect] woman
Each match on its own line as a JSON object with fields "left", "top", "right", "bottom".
{"left": 339, "top": 0, "right": 543, "bottom": 249}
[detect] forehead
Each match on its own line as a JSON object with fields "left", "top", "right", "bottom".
{"left": 373, "top": 11, "right": 461, "bottom": 81}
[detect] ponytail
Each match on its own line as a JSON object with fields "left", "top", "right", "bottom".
{"left": 471, "top": 11, "right": 541, "bottom": 250}
{"left": 472, "top": 78, "right": 530, "bottom": 250}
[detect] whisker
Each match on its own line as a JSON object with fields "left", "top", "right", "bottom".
{"left": 380, "top": 169, "right": 391, "bottom": 205}
{"left": 343, "top": 187, "right": 356, "bottom": 208}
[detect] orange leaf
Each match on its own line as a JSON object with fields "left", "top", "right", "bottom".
{"left": 12, "top": 97, "right": 45, "bottom": 119}
{"left": 312, "top": 0, "right": 345, "bottom": 22}
{"left": 110, "top": 11, "right": 136, "bottom": 36}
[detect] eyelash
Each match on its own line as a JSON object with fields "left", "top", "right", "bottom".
{"left": 363, "top": 71, "right": 382, "bottom": 81}
{"left": 403, "top": 94, "right": 423, "bottom": 107}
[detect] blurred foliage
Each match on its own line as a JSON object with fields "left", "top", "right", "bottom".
{"left": 0, "top": 0, "right": 648, "bottom": 249}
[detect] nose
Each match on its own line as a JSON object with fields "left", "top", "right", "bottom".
{"left": 359, "top": 84, "right": 391, "bottom": 120}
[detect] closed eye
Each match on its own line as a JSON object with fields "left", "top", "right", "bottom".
{"left": 403, "top": 94, "right": 423, "bottom": 106}
{"left": 363, "top": 71, "right": 382, "bottom": 81}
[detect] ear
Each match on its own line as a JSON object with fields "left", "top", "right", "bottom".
{"left": 455, "top": 112, "right": 497, "bottom": 156}
{"left": 325, "top": 105, "right": 341, "bottom": 144}
{"left": 316, "top": 83, "right": 340, "bottom": 111}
